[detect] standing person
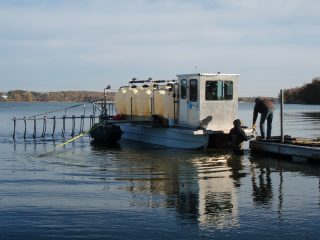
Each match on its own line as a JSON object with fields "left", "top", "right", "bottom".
{"left": 252, "top": 97, "right": 274, "bottom": 139}
{"left": 229, "top": 119, "right": 254, "bottom": 155}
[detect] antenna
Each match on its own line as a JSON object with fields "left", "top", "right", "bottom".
{"left": 194, "top": 66, "right": 198, "bottom": 73}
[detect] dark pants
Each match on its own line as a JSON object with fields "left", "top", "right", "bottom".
{"left": 260, "top": 109, "right": 273, "bottom": 139}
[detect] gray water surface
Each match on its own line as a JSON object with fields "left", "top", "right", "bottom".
{"left": 1, "top": 102, "right": 320, "bottom": 239}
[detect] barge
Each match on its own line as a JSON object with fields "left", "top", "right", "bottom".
{"left": 93, "top": 72, "right": 253, "bottom": 149}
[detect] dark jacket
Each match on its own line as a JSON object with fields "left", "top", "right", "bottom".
{"left": 253, "top": 99, "right": 274, "bottom": 124}
{"left": 229, "top": 126, "right": 251, "bottom": 143}
{"left": 229, "top": 126, "right": 252, "bottom": 154}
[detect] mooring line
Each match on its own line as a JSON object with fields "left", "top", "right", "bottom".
{"left": 34, "top": 123, "right": 101, "bottom": 158}
{"left": 27, "top": 103, "right": 85, "bottom": 119}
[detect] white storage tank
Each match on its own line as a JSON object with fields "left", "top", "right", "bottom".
{"left": 115, "top": 82, "right": 176, "bottom": 120}
{"left": 115, "top": 86, "right": 139, "bottom": 116}
{"left": 135, "top": 86, "right": 152, "bottom": 116}
{"left": 154, "top": 89, "right": 165, "bottom": 116}
{"left": 114, "top": 87, "right": 127, "bottom": 115}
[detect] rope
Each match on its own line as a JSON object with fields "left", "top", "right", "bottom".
{"left": 26, "top": 103, "right": 85, "bottom": 119}
{"left": 34, "top": 123, "right": 102, "bottom": 158}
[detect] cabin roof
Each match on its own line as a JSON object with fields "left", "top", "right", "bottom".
{"left": 176, "top": 73, "right": 240, "bottom": 77}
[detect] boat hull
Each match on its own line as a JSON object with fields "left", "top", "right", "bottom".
{"left": 118, "top": 123, "right": 209, "bottom": 149}
{"left": 90, "top": 124, "right": 123, "bottom": 144}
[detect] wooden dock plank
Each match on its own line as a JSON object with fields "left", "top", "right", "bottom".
{"left": 249, "top": 139, "right": 320, "bottom": 161}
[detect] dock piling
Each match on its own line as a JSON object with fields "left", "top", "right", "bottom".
{"left": 23, "top": 117, "right": 26, "bottom": 139}
{"left": 280, "top": 90, "right": 284, "bottom": 143}
{"left": 13, "top": 117, "right": 16, "bottom": 140}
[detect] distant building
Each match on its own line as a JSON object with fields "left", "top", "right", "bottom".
{"left": 1, "top": 95, "right": 8, "bottom": 101}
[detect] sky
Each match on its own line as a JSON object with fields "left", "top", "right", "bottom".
{"left": 0, "top": 0, "right": 319, "bottom": 97}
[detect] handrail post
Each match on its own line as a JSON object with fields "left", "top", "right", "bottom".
{"left": 71, "top": 115, "right": 75, "bottom": 137}
{"left": 90, "top": 115, "right": 93, "bottom": 129}
{"left": 93, "top": 103, "right": 96, "bottom": 123}
{"left": 41, "top": 116, "right": 47, "bottom": 138}
{"left": 52, "top": 116, "right": 56, "bottom": 137}
{"left": 79, "top": 115, "right": 84, "bottom": 134}
{"left": 130, "top": 97, "right": 133, "bottom": 122}
{"left": 62, "top": 115, "right": 66, "bottom": 137}
{"left": 33, "top": 116, "right": 36, "bottom": 139}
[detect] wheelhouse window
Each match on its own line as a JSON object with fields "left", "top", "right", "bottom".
{"left": 180, "top": 79, "right": 187, "bottom": 99}
{"left": 205, "top": 80, "right": 233, "bottom": 100}
{"left": 189, "top": 79, "right": 198, "bottom": 102}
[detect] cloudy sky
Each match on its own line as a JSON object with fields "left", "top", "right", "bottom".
{"left": 0, "top": 0, "right": 319, "bottom": 97}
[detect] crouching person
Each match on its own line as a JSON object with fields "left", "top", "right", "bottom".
{"left": 229, "top": 119, "right": 254, "bottom": 155}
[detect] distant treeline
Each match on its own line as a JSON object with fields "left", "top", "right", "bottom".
{"left": 2, "top": 90, "right": 277, "bottom": 103}
{"left": 283, "top": 77, "right": 320, "bottom": 104}
{"left": 0, "top": 90, "right": 115, "bottom": 102}
{"left": 239, "top": 97, "right": 278, "bottom": 103}
{"left": 239, "top": 97, "right": 260, "bottom": 102}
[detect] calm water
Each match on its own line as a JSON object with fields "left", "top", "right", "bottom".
{"left": 1, "top": 102, "right": 320, "bottom": 239}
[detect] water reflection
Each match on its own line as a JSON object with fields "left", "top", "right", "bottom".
{"left": 4, "top": 102, "right": 320, "bottom": 239}
{"left": 250, "top": 156, "right": 320, "bottom": 220}
{"left": 91, "top": 145, "right": 246, "bottom": 230}
{"left": 278, "top": 169, "right": 284, "bottom": 220}
{"left": 227, "top": 155, "right": 246, "bottom": 188}
{"left": 284, "top": 110, "right": 320, "bottom": 137}
{"left": 7, "top": 133, "right": 320, "bottom": 237}
{"left": 192, "top": 154, "right": 241, "bottom": 229}
{"left": 301, "top": 112, "right": 320, "bottom": 121}
{"left": 251, "top": 166, "right": 273, "bottom": 205}
{"left": 88, "top": 142, "right": 320, "bottom": 233}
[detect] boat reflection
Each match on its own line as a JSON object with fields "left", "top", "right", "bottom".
{"left": 91, "top": 146, "right": 246, "bottom": 230}
{"left": 193, "top": 154, "right": 242, "bottom": 229}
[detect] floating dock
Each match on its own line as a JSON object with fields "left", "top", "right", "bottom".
{"left": 249, "top": 137, "right": 320, "bottom": 163}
